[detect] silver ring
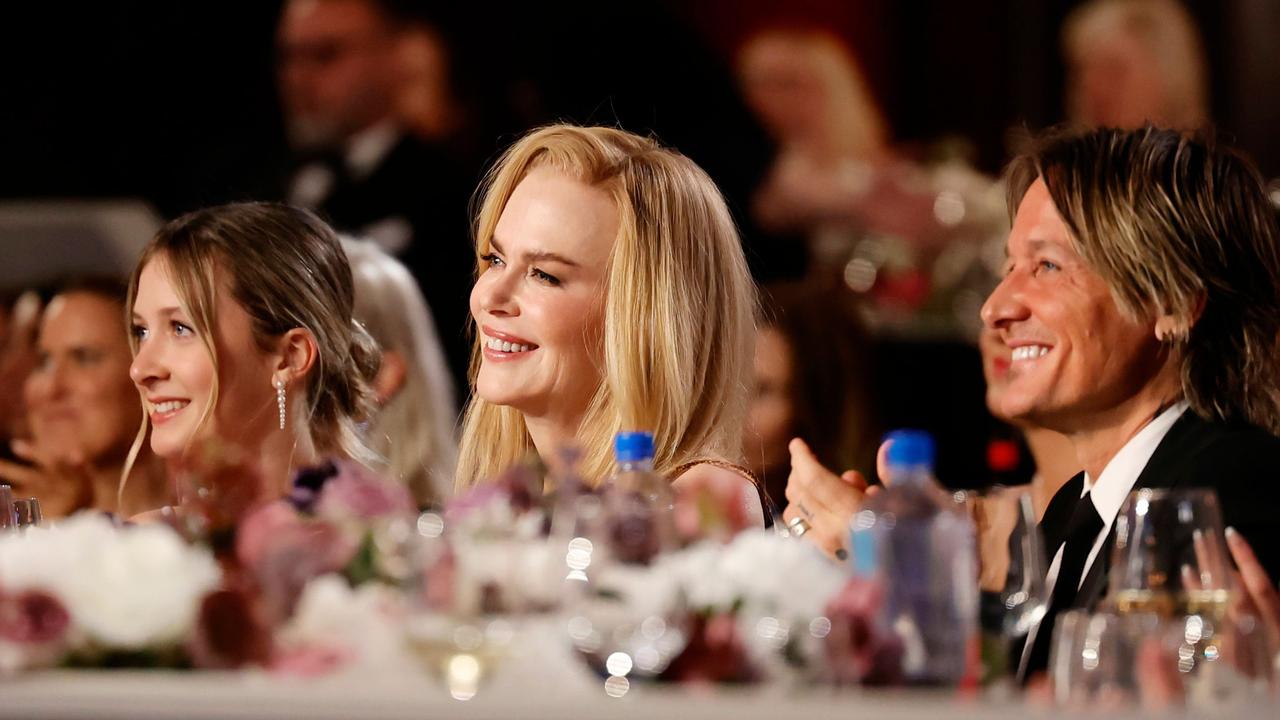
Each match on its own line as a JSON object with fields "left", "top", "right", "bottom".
{"left": 787, "top": 516, "right": 812, "bottom": 537}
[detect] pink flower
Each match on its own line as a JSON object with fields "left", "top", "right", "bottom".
{"left": 315, "top": 462, "right": 416, "bottom": 522}
{"left": 235, "top": 502, "right": 359, "bottom": 623}
{"left": 823, "top": 577, "right": 903, "bottom": 686}
{"left": 269, "top": 644, "right": 353, "bottom": 677}
{"left": 0, "top": 588, "right": 70, "bottom": 646}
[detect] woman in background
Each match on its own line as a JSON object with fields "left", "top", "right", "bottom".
{"left": 1, "top": 278, "right": 167, "bottom": 518}
{"left": 345, "top": 239, "right": 458, "bottom": 507}
{"left": 455, "top": 124, "right": 765, "bottom": 523}
{"left": 745, "top": 281, "right": 878, "bottom": 514}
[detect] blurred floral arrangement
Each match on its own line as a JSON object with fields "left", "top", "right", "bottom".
{"left": 0, "top": 447, "right": 884, "bottom": 689}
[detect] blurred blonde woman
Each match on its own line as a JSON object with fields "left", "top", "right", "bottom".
{"left": 455, "top": 124, "right": 766, "bottom": 523}
{"left": 345, "top": 239, "right": 458, "bottom": 507}
{"left": 1063, "top": 0, "right": 1209, "bottom": 130}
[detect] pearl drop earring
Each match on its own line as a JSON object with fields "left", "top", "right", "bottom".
{"left": 275, "top": 378, "right": 287, "bottom": 430}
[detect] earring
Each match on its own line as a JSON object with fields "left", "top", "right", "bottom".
{"left": 275, "top": 378, "right": 286, "bottom": 430}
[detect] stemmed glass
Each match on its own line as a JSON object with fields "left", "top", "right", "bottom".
{"left": 0, "top": 484, "right": 15, "bottom": 530}
{"left": 1104, "top": 488, "right": 1273, "bottom": 703}
{"left": 967, "top": 486, "right": 1048, "bottom": 680}
{"left": 13, "top": 498, "right": 41, "bottom": 528}
{"left": 558, "top": 485, "right": 690, "bottom": 695}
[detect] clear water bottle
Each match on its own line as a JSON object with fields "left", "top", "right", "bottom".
{"left": 848, "top": 430, "right": 977, "bottom": 685}
{"left": 602, "top": 431, "right": 676, "bottom": 565}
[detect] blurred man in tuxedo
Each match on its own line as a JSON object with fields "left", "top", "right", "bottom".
{"left": 783, "top": 125, "right": 1280, "bottom": 679}
{"left": 276, "top": 0, "right": 474, "bottom": 396}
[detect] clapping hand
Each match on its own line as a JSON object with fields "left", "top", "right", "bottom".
{"left": 0, "top": 437, "right": 92, "bottom": 519}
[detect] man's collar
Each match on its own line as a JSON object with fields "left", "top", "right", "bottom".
{"left": 1081, "top": 400, "right": 1190, "bottom": 522}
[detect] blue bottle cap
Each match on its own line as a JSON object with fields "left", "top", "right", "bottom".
{"left": 884, "top": 429, "right": 935, "bottom": 467}
{"left": 614, "top": 431, "right": 656, "bottom": 462}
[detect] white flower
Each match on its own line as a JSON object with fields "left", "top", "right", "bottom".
{"left": 0, "top": 513, "right": 221, "bottom": 650}
{"left": 279, "top": 575, "right": 410, "bottom": 670}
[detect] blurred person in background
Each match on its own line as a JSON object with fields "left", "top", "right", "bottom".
{"left": 0, "top": 279, "right": 167, "bottom": 518}
{"left": 0, "top": 290, "right": 42, "bottom": 457}
{"left": 276, "top": 0, "right": 474, "bottom": 398}
{"left": 1062, "top": 0, "right": 1210, "bottom": 131}
{"left": 745, "top": 282, "right": 878, "bottom": 515}
{"left": 345, "top": 239, "right": 458, "bottom": 509}
{"left": 736, "top": 25, "right": 1008, "bottom": 342}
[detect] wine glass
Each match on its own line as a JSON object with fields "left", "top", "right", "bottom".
{"left": 0, "top": 484, "right": 14, "bottom": 530}
{"left": 1049, "top": 609, "right": 1162, "bottom": 708}
{"left": 12, "top": 498, "right": 41, "bottom": 528}
{"left": 1109, "top": 489, "right": 1233, "bottom": 619}
{"left": 1107, "top": 488, "right": 1273, "bottom": 703}
{"left": 558, "top": 487, "right": 690, "bottom": 692}
{"left": 966, "top": 486, "right": 1048, "bottom": 681}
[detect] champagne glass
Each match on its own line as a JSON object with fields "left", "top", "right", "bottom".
{"left": 1107, "top": 488, "right": 1272, "bottom": 703}
{"left": 1109, "top": 489, "right": 1232, "bottom": 620}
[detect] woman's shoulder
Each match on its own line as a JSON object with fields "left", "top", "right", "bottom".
{"left": 669, "top": 458, "right": 769, "bottom": 528}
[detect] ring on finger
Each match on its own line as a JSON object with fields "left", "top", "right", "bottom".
{"left": 787, "top": 515, "right": 812, "bottom": 537}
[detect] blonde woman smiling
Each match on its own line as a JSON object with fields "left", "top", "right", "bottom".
{"left": 456, "top": 125, "right": 767, "bottom": 524}
{"left": 126, "top": 203, "right": 381, "bottom": 508}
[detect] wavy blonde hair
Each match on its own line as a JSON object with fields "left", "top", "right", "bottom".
{"left": 455, "top": 125, "right": 757, "bottom": 489}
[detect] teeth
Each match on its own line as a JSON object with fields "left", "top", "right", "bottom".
{"left": 1011, "top": 345, "right": 1050, "bottom": 362}
{"left": 153, "top": 400, "right": 189, "bottom": 414}
{"left": 485, "top": 337, "right": 532, "bottom": 353}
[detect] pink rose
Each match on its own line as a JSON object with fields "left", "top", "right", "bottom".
{"left": 315, "top": 462, "right": 416, "bottom": 522}
{"left": 269, "top": 644, "right": 353, "bottom": 677}
{"left": 0, "top": 588, "right": 70, "bottom": 646}
{"left": 236, "top": 502, "right": 359, "bottom": 622}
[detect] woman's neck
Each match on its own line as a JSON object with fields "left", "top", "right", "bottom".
{"left": 523, "top": 411, "right": 583, "bottom": 466}
{"left": 253, "top": 426, "right": 321, "bottom": 502}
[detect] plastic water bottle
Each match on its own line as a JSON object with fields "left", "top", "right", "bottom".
{"left": 848, "top": 430, "right": 977, "bottom": 685}
{"left": 603, "top": 431, "right": 676, "bottom": 564}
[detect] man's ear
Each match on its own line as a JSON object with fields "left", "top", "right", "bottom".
{"left": 273, "top": 328, "right": 318, "bottom": 385}
{"left": 1153, "top": 293, "right": 1206, "bottom": 342}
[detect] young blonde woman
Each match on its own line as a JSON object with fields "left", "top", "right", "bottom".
{"left": 125, "top": 203, "right": 381, "bottom": 508}
{"left": 455, "top": 124, "right": 767, "bottom": 524}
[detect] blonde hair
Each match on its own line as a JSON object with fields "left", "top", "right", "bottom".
{"left": 123, "top": 203, "right": 381, "bottom": 491}
{"left": 1063, "top": 0, "right": 1209, "bottom": 129}
{"left": 1007, "top": 126, "right": 1280, "bottom": 433}
{"left": 345, "top": 238, "right": 459, "bottom": 506}
{"left": 737, "top": 29, "right": 888, "bottom": 159}
{"left": 455, "top": 125, "right": 757, "bottom": 489}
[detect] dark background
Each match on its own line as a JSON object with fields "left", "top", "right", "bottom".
{"left": 3, "top": 0, "right": 1277, "bottom": 218}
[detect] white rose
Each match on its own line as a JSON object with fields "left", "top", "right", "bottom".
{"left": 0, "top": 514, "right": 220, "bottom": 650}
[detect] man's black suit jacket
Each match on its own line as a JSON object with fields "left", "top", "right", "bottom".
{"left": 1027, "top": 409, "right": 1280, "bottom": 675}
